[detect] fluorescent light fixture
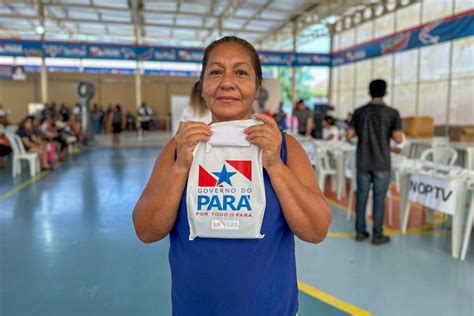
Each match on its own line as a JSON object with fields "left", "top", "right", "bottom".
{"left": 325, "top": 15, "right": 338, "bottom": 24}
{"left": 35, "top": 25, "right": 45, "bottom": 35}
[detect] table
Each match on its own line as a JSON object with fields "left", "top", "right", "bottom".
{"left": 397, "top": 160, "right": 474, "bottom": 258}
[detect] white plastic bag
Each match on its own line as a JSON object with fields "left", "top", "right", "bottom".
{"left": 186, "top": 119, "right": 266, "bottom": 240}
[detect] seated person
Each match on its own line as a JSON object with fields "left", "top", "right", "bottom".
{"left": 322, "top": 116, "right": 339, "bottom": 142}
{"left": 41, "top": 115, "right": 67, "bottom": 161}
{"left": 16, "top": 116, "right": 51, "bottom": 170}
{"left": 0, "top": 129, "right": 12, "bottom": 169}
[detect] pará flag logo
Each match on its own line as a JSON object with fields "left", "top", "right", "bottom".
{"left": 198, "top": 160, "right": 252, "bottom": 187}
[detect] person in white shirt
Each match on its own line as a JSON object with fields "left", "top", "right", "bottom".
{"left": 322, "top": 116, "right": 339, "bottom": 141}
{"left": 72, "top": 103, "right": 81, "bottom": 116}
{"left": 137, "top": 102, "right": 153, "bottom": 133}
{"left": 180, "top": 81, "right": 212, "bottom": 124}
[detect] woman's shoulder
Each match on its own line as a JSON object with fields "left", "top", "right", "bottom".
{"left": 284, "top": 133, "right": 300, "bottom": 153}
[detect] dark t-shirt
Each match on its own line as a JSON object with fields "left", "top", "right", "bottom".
{"left": 350, "top": 101, "right": 401, "bottom": 171}
{"left": 16, "top": 128, "right": 35, "bottom": 151}
{"left": 293, "top": 108, "right": 312, "bottom": 134}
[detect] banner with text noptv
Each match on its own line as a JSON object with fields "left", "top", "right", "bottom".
{"left": 408, "top": 172, "right": 461, "bottom": 215}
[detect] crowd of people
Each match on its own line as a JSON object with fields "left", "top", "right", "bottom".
{"left": 0, "top": 102, "right": 86, "bottom": 170}
{"left": 0, "top": 100, "right": 164, "bottom": 169}
{"left": 273, "top": 99, "right": 353, "bottom": 142}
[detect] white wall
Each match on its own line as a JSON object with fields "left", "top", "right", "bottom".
{"left": 330, "top": 0, "right": 474, "bottom": 126}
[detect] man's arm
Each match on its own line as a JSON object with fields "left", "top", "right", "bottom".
{"left": 392, "top": 131, "right": 403, "bottom": 144}
{"left": 391, "top": 110, "right": 403, "bottom": 144}
{"left": 346, "top": 110, "right": 357, "bottom": 140}
{"left": 305, "top": 117, "right": 313, "bottom": 137}
{"left": 346, "top": 128, "right": 356, "bottom": 140}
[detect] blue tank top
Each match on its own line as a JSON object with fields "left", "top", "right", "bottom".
{"left": 170, "top": 132, "right": 298, "bottom": 316}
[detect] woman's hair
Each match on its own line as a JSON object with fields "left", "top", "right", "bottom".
{"left": 200, "top": 36, "right": 262, "bottom": 90}
{"left": 189, "top": 80, "right": 208, "bottom": 116}
{"left": 18, "top": 116, "right": 34, "bottom": 130}
{"left": 324, "top": 115, "right": 336, "bottom": 126}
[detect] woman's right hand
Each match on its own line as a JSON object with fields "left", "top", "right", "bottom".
{"left": 174, "top": 121, "right": 212, "bottom": 172}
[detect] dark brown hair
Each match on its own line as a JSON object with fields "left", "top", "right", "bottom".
{"left": 200, "top": 36, "right": 262, "bottom": 90}
{"left": 18, "top": 115, "right": 34, "bottom": 130}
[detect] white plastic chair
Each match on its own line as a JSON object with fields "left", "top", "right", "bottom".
{"left": 346, "top": 152, "right": 393, "bottom": 225}
{"left": 314, "top": 148, "right": 337, "bottom": 192}
{"left": 300, "top": 141, "right": 317, "bottom": 167}
{"left": 6, "top": 124, "right": 18, "bottom": 135}
{"left": 420, "top": 146, "right": 458, "bottom": 166}
{"left": 6, "top": 133, "right": 40, "bottom": 177}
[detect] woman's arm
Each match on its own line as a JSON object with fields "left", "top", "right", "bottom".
{"left": 132, "top": 121, "right": 212, "bottom": 243}
{"left": 132, "top": 140, "right": 189, "bottom": 243}
{"left": 21, "top": 136, "right": 37, "bottom": 149}
{"left": 245, "top": 113, "right": 332, "bottom": 243}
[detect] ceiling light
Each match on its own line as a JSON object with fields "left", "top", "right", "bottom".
{"left": 325, "top": 15, "right": 338, "bottom": 25}
{"left": 35, "top": 25, "right": 45, "bottom": 35}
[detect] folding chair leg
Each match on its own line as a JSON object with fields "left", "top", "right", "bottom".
{"left": 395, "top": 172, "right": 400, "bottom": 192}
{"left": 460, "top": 219, "right": 472, "bottom": 261}
{"left": 30, "top": 160, "right": 36, "bottom": 177}
{"left": 318, "top": 173, "right": 325, "bottom": 191}
{"left": 460, "top": 196, "right": 474, "bottom": 261}
{"left": 330, "top": 175, "right": 337, "bottom": 192}
{"left": 347, "top": 190, "right": 353, "bottom": 221}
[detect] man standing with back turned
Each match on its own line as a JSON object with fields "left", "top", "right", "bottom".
{"left": 347, "top": 79, "right": 403, "bottom": 245}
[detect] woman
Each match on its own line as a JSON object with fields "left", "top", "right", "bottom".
{"left": 16, "top": 116, "right": 51, "bottom": 170}
{"left": 40, "top": 115, "right": 67, "bottom": 161}
{"left": 109, "top": 104, "right": 125, "bottom": 146}
{"left": 132, "top": 36, "right": 332, "bottom": 315}
{"left": 0, "top": 127, "right": 12, "bottom": 169}
{"left": 180, "top": 80, "right": 212, "bottom": 123}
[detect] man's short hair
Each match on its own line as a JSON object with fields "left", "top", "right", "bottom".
{"left": 369, "top": 79, "right": 387, "bottom": 98}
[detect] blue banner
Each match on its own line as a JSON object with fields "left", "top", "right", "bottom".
{"left": 0, "top": 39, "right": 331, "bottom": 66}
{"left": 332, "top": 10, "right": 474, "bottom": 66}
{"left": 0, "top": 40, "right": 331, "bottom": 66}
{"left": 1, "top": 10, "right": 471, "bottom": 67}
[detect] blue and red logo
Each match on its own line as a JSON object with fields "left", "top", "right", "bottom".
{"left": 196, "top": 160, "right": 253, "bottom": 212}
{"left": 199, "top": 160, "right": 252, "bottom": 187}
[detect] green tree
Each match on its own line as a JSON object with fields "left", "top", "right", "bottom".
{"left": 276, "top": 67, "right": 315, "bottom": 102}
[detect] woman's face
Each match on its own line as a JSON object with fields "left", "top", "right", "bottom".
{"left": 202, "top": 42, "right": 258, "bottom": 122}
{"left": 24, "top": 119, "right": 33, "bottom": 130}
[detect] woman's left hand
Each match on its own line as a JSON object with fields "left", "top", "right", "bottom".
{"left": 244, "top": 113, "right": 282, "bottom": 169}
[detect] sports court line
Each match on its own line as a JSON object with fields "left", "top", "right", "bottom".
{"left": 0, "top": 170, "right": 50, "bottom": 202}
{"left": 0, "top": 148, "right": 156, "bottom": 203}
{"left": 298, "top": 280, "right": 373, "bottom": 316}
